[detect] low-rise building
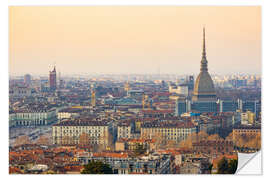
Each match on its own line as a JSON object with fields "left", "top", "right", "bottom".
{"left": 57, "top": 108, "right": 82, "bottom": 120}
{"left": 9, "top": 108, "right": 57, "bottom": 127}
{"left": 232, "top": 125, "right": 261, "bottom": 142}
{"left": 241, "top": 111, "right": 255, "bottom": 125}
{"left": 115, "top": 138, "right": 156, "bottom": 152}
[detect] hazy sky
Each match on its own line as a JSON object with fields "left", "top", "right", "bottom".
{"left": 9, "top": 6, "right": 261, "bottom": 76}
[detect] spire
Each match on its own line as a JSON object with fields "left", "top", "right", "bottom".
{"left": 200, "top": 27, "right": 208, "bottom": 72}
{"left": 53, "top": 61, "right": 56, "bottom": 72}
{"left": 202, "top": 27, "right": 206, "bottom": 58}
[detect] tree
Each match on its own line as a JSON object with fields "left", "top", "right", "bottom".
{"left": 208, "top": 163, "right": 213, "bottom": 172}
{"left": 197, "top": 131, "right": 208, "bottom": 141}
{"left": 217, "top": 157, "right": 238, "bottom": 174}
{"left": 217, "top": 157, "right": 229, "bottom": 174}
{"left": 225, "top": 132, "right": 233, "bottom": 142}
{"left": 227, "top": 159, "right": 238, "bottom": 174}
{"left": 81, "top": 160, "right": 113, "bottom": 174}
{"left": 151, "top": 131, "right": 160, "bottom": 144}
{"left": 179, "top": 132, "right": 197, "bottom": 149}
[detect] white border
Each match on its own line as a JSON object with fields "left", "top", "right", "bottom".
{"left": 2, "top": 0, "right": 269, "bottom": 179}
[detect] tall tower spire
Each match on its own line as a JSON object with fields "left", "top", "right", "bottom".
{"left": 203, "top": 27, "right": 206, "bottom": 58}
{"left": 200, "top": 27, "right": 208, "bottom": 72}
{"left": 192, "top": 27, "right": 216, "bottom": 103}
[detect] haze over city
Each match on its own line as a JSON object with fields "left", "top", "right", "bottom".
{"left": 9, "top": 6, "right": 261, "bottom": 76}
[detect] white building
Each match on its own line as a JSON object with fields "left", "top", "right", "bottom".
{"left": 9, "top": 109, "right": 57, "bottom": 127}
{"left": 9, "top": 86, "right": 35, "bottom": 97}
{"left": 169, "top": 85, "right": 188, "bottom": 97}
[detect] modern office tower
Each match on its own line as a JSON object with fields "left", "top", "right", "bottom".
{"left": 236, "top": 99, "right": 261, "bottom": 117}
{"left": 175, "top": 97, "right": 190, "bottom": 116}
{"left": 218, "top": 100, "right": 238, "bottom": 112}
{"left": 186, "top": 75, "right": 194, "bottom": 92}
{"left": 242, "top": 100, "right": 261, "bottom": 116}
{"left": 24, "top": 74, "right": 31, "bottom": 86}
{"left": 49, "top": 66, "right": 57, "bottom": 91}
{"left": 191, "top": 101, "right": 217, "bottom": 113}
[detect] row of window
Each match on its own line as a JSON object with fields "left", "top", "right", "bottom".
{"left": 59, "top": 133, "right": 103, "bottom": 137}
{"left": 142, "top": 128, "right": 194, "bottom": 133}
{"left": 57, "top": 126, "right": 105, "bottom": 130}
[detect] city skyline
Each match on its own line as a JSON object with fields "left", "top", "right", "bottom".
{"left": 9, "top": 6, "right": 261, "bottom": 76}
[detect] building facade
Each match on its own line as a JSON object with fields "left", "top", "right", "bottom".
{"left": 9, "top": 109, "right": 57, "bottom": 127}
{"left": 77, "top": 152, "right": 171, "bottom": 174}
{"left": 117, "top": 121, "right": 132, "bottom": 140}
{"left": 141, "top": 121, "right": 196, "bottom": 143}
{"left": 52, "top": 120, "right": 111, "bottom": 146}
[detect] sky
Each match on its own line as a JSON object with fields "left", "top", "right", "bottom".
{"left": 9, "top": 6, "right": 261, "bottom": 76}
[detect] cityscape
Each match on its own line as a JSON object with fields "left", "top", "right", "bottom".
{"left": 9, "top": 6, "right": 261, "bottom": 174}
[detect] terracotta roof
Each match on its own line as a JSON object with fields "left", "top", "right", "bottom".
{"left": 142, "top": 110, "right": 174, "bottom": 114}
{"left": 118, "top": 138, "right": 155, "bottom": 143}
{"left": 142, "top": 121, "right": 195, "bottom": 128}
{"left": 9, "top": 166, "right": 23, "bottom": 174}
{"left": 53, "top": 120, "right": 109, "bottom": 126}
{"left": 93, "top": 152, "right": 128, "bottom": 158}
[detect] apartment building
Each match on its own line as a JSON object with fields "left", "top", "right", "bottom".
{"left": 141, "top": 121, "right": 196, "bottom": 143}
{"left": 52, "top": 120, "right": 112, "bottom": 146}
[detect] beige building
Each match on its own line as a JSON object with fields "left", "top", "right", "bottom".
{"left": 52, "top": 120, "right": 111, "bottom": 146}
{"left": 241, "top": 111, "right": 255, "bottom": 125}
{"left": 141, "top": 121, "right": 196, "bottom": 143}
{"left": 232, "top": 125, "right": 261, "bottom": 142}
{"left": 57, "top": 108, "right": 81, "bottom": 120}
{"left": 117, "top": 121, "right": 132, "bottom": 140}
{"left": 115, "top": 138, "right": 156, "bottom": 151}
